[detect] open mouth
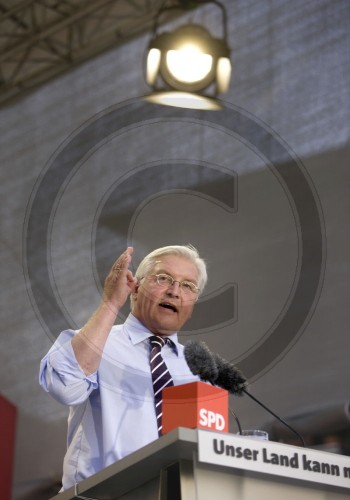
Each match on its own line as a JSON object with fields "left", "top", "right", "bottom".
{"left": 159, "top": 302, "right": 178, "bottom": 313}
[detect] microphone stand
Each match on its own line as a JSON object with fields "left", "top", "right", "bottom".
{"left": 229, "top": 407, "right": 242, "bottom": 434}
{"left": 208, "top": 379, "right": 243, "bottom": 434}
{"left": 242, "top": 388, "right": 306, "bottom": 447}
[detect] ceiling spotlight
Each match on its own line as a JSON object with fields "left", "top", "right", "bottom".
{"left": 144, "top": 3, "right": 231, "bottom": 110}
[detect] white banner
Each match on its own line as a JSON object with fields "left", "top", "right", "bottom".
{"left": 198, "top": 430, "right": 350, "bottom": 490}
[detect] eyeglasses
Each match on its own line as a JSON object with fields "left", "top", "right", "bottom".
{"left": 145, "top": 273, "right": 200, "bottom": 295}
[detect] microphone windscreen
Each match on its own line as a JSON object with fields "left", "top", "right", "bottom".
{"left": 213, "top": 353, "right": 247, "bottom": 396}
{"left": 184, "top": 340, "right": 219, "bottom": 382}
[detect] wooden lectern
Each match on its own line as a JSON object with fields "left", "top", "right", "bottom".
{"left": 50, "top": 428, "right": 350, "bottom": 500}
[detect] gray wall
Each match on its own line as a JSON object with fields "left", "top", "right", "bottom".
{"left": 1, "top": 0, "right": 349, "bottom": 497}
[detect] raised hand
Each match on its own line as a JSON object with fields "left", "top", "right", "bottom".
{"left": 72, "top": 247, "right": 138, "bottom": 375}
{"left": 102, "top": 247, "right": 138, "bottom": 313}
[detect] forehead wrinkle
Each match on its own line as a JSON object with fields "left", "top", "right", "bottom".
{"left": 151, "top": 255, "right": 199, "bottom": 283}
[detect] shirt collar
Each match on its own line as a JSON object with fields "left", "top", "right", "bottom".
{"left": 125, "top": 314, "right": 179, "bottom": 355}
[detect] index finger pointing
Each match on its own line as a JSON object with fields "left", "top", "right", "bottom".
{"left": 114, "top": 247, "right": 134, "bottom": 272}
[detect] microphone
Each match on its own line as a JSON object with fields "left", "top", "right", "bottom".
{"left": 184, "top": 340, "right": 305, "bottom": 447}
{"left": 184, "top": 340, "right": 243, "bottom": 433}
{"left": 184, "top": 340, "right": 219, "bottom": 382}
{"left": 184, "top": 341, "right": 246, "bottom": 393}
{"left": 212, "top": 352, "right": 247, "bottom": 396}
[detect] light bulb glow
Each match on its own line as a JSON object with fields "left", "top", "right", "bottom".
{"left": 166, "top": 45, "right": 213, "bottom": 84}
{"left": 146, "top": 48, "right": 161, "bottom": 85}
{"left": 217, "top": 57, "right": 232, "bottom": 93}
{"left": 144, "top": 91, "right": 222, "bottom": 110}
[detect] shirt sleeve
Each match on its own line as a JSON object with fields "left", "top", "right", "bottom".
{"left": 39, "top": 329, "right": 98, "bottom": 406}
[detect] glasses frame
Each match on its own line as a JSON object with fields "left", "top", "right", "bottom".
{"left": 143, "top": 273, "right": 200, "bottom": 295}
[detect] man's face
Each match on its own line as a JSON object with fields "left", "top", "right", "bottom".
{"left": 131, "top": 254, "right": 199, "bottom": 336}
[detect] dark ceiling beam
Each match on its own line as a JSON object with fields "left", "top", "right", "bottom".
{"left": 0, "top": 0, "right": 177, "bottom": 106}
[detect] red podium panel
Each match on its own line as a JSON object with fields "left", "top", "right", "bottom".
{"left": 162, "top": 382, "right": 228, "bottom": 434}
{"left": 0, "top": 394, "right": 17, "bottom": 500}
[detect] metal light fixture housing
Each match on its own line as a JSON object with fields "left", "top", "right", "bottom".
{"left": 144, "top": 0, "right": 232, "bottom": 110}
{"left": 146, "top": 24, "right": 231, "bottom": 94}
{"left": 146, "top": 24, "right": 231, "bottom": 93}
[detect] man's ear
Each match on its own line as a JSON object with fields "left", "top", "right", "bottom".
{"left": 131, "top": 283, "right": 139, "bottom": 302}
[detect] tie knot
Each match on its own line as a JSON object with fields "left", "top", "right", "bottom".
{"left": 149, "top": 335, "right": 174, "bottom": 351}
{"left": 149, "top": 335, "right": 166, "bottom": 350}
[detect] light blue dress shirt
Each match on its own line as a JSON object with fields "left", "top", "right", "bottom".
{"left": 39, "top": 314, "right": 199, "bottom": 490}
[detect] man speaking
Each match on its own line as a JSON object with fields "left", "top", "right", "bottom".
{"left": 39, "top": 245, "right": 207, "bottom": 490}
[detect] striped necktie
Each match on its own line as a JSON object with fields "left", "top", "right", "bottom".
{"left": 149, "top": 335, "right": 174, "bottom": 436}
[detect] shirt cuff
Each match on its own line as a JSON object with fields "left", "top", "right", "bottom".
{"left": 48, "top": 329, "right": 98, "bottom": 388}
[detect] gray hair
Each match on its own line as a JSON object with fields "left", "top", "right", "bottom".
{"left": 131, "top": 244, "right": 207, "bottom": 304}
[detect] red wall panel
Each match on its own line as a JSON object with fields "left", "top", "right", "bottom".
{"left": 0, "top": 395, "right": 17, "bottom": 500}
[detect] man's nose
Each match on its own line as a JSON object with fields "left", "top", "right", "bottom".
{"left": 166, "top": 280, "right": 181, "bottom": 296}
